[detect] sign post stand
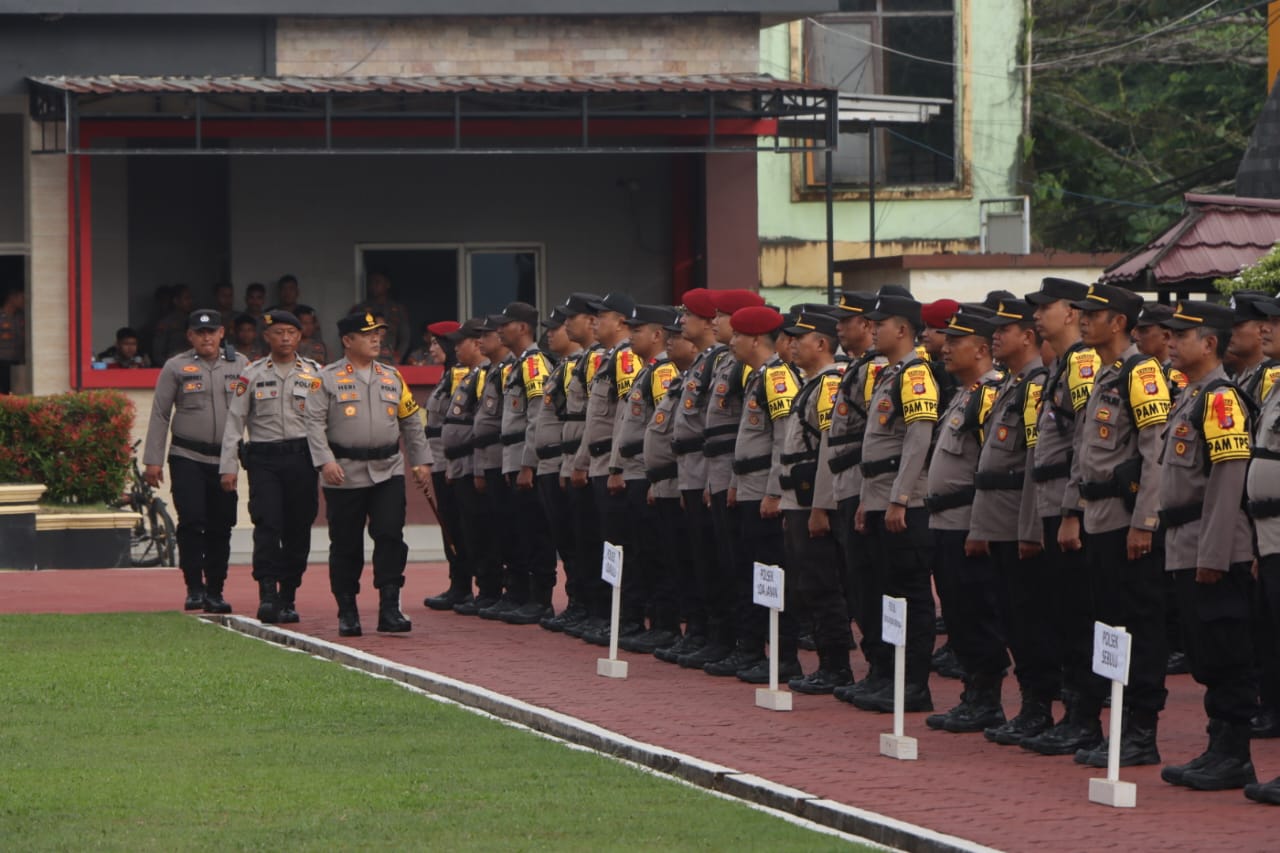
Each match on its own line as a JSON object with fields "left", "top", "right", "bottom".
{"left": 1088, "top": 622, "right": 1135, "bottom": 808}
{"left": 595, "top": 541, "right": 628, "bottom": 679}
{"left": 879, "top": 595, "right": 917, "bottom": 760}
{"left": 753, "top": 562, "right": 791, "bottom": 711}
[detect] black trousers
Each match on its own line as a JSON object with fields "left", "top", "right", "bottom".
{"left": 737, "top": 500, "right": 797, "bottom": 658}
{"left": 169, "top": 455, "right": 237, "bottom": 594}
{"left": 483, "top": 469, "right": 524, "bottom": 602}
{"left": 932, "top": 528, "right": 1009, "bottom": 679}
{"left": 570, "top": 477, "right": 603, "bottom": 616}
{"left": 537, "top": 472, "right": 575, "bottom": 603}
{"left": 679, "top": 488, "right": 713, "bottom": 635}
{"left": 431, "top": 470, "right": 470, "bottom": 594}
{"left": 862, "top": 508, "right": 936, "bottom": 686}
{"left": 1080, "top": 526, "right": 1168, "bottom": 716}
{"left": 618, "top": 478, "right": 662, "bottom": 626}
{"left": 834, "top": 496, "right": 864, "bottom": 631}
{"left": 505, "top": 471, "right": 556, "bottom": 604}
{"left": 1255, "top": 555, "right": 1280, "bottom": 710}
{"left": 455, "top": 474, "right": 502, "bottom": 599}
{"left": 707, "top": 489, "right": 742, "bottom": 645}
{"left": 1041, "top": 517, "right": 1094, "bottom": 700}
{"left": 1173, "top": 564, "right": 1257, "bottom": 725}
{"left": 992, "top": 539, "right": 1061, "bottom": 699}
{"left": 245, "top": 448, "right": 318, "bottom": 588}
{"left": 784, "top": 508, "right": 851, "bottom": 653}
{"left": 651, "top": 494, "right": 688, "bottom": 632}
{"left": 324, "top": 475, "right": 407, "bottom": 596}
{"left": 591, "top": 475, "right": 630, "bottom": 618}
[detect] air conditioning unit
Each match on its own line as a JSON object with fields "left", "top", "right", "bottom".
{"left": 980, "top": 197, "right": 1030, "bottom": 254}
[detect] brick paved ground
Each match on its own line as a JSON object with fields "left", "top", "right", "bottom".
{"left": 4, "top": 563, "right": 1278, "bottom": 852}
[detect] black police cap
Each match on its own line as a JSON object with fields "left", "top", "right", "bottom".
{"left": 188, "top": 309, "right": 221, "bottom": 331}
{"left": 560, "top": 293, "right": 602, "bottom": 317}
{"left": 337, "top": 310, "right": 388, "bottom": 337}
{"left": 625, "top": 303, "right": 680, "bottom": 329}
{"left": 1071, "top": 282, "right": 1143, "bottom": 324}
{"left": 939, "top": 305, "right": 998, "bottom": 339}
{"left": 1026, "top": 277, "right": 1090, "bottom": 306}
{"left": 1161, "top": 300, "right": 1236, "bottom": 332}
{"left": 989, "top": 298, "right": 1035, "bottom": 327}
{"left": 783, "top": 309, "right": 839, "bottom": 338}
{"left": 262, "top": 309, "right": 302, "bottom": 330}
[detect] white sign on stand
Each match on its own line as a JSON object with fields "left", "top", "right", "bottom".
{"left": 753, "top": 563, "right": 791, "bottom": 712}
{"left": 879, "top": 595, "right": 917, "bottom": 760}
{"left": 1088, "top": 622, "right": 1135, "bottom": 808}
{"left": 596, "top": 542, "right": 628, "bottom": 679}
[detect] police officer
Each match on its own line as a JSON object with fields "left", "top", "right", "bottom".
{"left": 1019, "top": 277, "right": 1101, "bottom": 756}
{"left": 1134, "top": 304, "right": 1188, "bottom": 394}
{"left": 305, "top": 311, "right": 432, "bottom": 637}
{"left": 611, "top": 304, "right": 683, "bottom": 653}
{"left": 530, "top": 308, "right": 583, "bottom": 629}
{"left": 496, "top": 301, "right": 557, "bottom": 625}
{"left": 850, "top": 287, "right": 939, "bottom": 713}
{"left": 471, "top": 317, "right": 517, "bottom": 619}
{"left": 1226, "top": 291, "right": 1277, "bottom": 398}
{"left": 422, "top": 321, "right": 474, "bottom": 611}
{"left": 1066, "top": 283, "right": 1170, "bottom": 767}
{"left": 780, "top": 308, "right": 852, "bottom": 693}
{"left": 921, "top": 305, "right": 1007, "bottom": 733}
{"left": 219, "top": 310, "right": 323, "bottom": 623}
{"left": 1151, "top": 300, "right": 1258, "bottom": 791}
{"left": 143, "top": 309, "right": 249, "bottom": 612}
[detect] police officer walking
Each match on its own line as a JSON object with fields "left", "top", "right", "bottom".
{"left": 144, "top": 309, "right": 250, "bottom": 612}
{"left": 305, "top": 311, "right": 432, "bottom": 637}
{"left": 219, "top": 310, "right": 323, "bottom": 623}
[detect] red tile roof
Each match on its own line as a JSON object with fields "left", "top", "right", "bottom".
{"left": 1101, "top": 193, "right": 1280, "bottom": 286}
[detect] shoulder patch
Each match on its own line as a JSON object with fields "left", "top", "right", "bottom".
{"left": 763, "top": 365, "right": 800, "bottom": 421}
{"left": 522, "top": 354, "right": 547, "bottom": 399}
{"left": 1067, "top": 348, "right": 1097, "bottom": 411}
{"left": 651, "top": 362, "right": 680, "bottom": 404}
{"left": 816, "top": 373, "right": 841, "bottom": 431}
{"left": 1203, "top": 387, "right": 1251, "bottom": 463}
{"left": 1128, "top": 357, "right": 1171, "bottom": 429}
{"left": 1024, "top": 380, "right": 1043, "bottom": 447}
{"left": 1262, "top": 366, "right": 1280, "bottom": 403}
{"left": 900, "top": 363, "right": 939, "bottom": 424}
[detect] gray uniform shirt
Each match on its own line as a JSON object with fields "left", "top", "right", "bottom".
{"left": 780, "top": 365, "right": 842, "bottom": 512}
{"left": 305, "top": 358, "right": 432, "bottom": 489}
{"left": 501, "top": 345, "right": 552, "bottom": 474}
{"left": 1030, "top": 343, "right": 1097, "bottom": 520}
{"left": 1160, "top": 365, "right": 1253, "bottom": 571}
{"left": 860, "top": 354, "right": 940, "bottom": 511}
{"left": 144, "top": 348, "right": 250, "bottom": 468}
{"left": 733, "top": 355, "right": 799, "bottom": 502}
{"left": 971, "top": 358, "right": 1044, "bottom": 543}
{"left": 441, "top": 362, "right": 486, "bottom": 481}
{"left": 1249, "top": 364, "right": 1280, "bottom": 557}
{"left": 1069, "top": 344, "right": 1170, "bottom": 534}
{"left": 610, "top": 354, "right": 679, "bottom": 482}
{"left": 219, "top": 354, "right": 324, "bottom": 474}
{"left": 672, "top": 344, "right": 724, "bottom": 492}
{"left": 473, "top": 354, "right": 514, "bottom": 474}
{"left": 704, "top": 350, "right": 750, "bottom": 495}
{"left": 644, "top": 364, "right": 683, "bottom": 499}
{"left": 425, "top": 365, "right": 468, "bottom": 465}
{"left": 927, "top": 368, "right": 1001, "bottom": 532}
{"left": 574, "top": 340, "right": 640, "bottom": 478}
{"left": 531, "top": 352, "right": 579, "bottom": 477}
{"left": 830, "top": 352, "right": 886, "bottom": 503}
{"left": 560, "top": 344, "right": 602, "bottom": 479}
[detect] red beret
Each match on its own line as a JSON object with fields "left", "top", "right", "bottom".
{"left": 711, "top": 289, "right": 766, "bottom": 315}
{"left": 730, "top": 305, "right": 785, "bottom": 336}
{"left": 921, "top": 299, "right": 959, "bottom": 330}
{"left": 427, "top": 320, "right": 461, "bottom": 337}
{"left": 681, "top": 288, "right": 718, "bottom": 320}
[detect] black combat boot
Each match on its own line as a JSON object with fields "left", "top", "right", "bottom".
{"left": 1075, "top": 708, "right": 1160, "bottom": 768}
{"left": 336, "top": 593, "right": 362, "bottom": 637}
{"left": 983, "top": 690, "right": 1050, "bottom": 745}
{"left": 1244, "top": 775, "right": 1280, "bottom": 804}
{"left": 1021, "top": 696, "right": 1103, "bottom": 756}
{"left": 202, "top": 583, "right": 232, "bottom": 614}
{"left": 277, "top": 579, "right": 300, "bottom": 624}
{"left": 1182, "top": 721, "right": 1257, "bottom": 791}
{"left": 1162, "top": 720, "right": 1220, "bottom": 787}
{"left": 376, "top": 586, "right": 412, "bottom": 633}
{"left": 256, "top": 579, "right": 281, "bottom": 624}
{"left": 943, "top": 675, "right": 1006, "bottom": 734}
{"left": 790, "top": 650, "right": 854, "bottom": 695}
{"left": 424, "top": 586, "right": 472, "bottom": 611}
{"left": 184, "top": 586, "right": 206, "bottom": 611}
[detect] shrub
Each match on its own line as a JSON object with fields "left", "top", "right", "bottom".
{"left": 0, "top": 391, "right": 134, "bottom": 505}
{"left": 1214, "top": 240, "right": 1280, "bottom": 297}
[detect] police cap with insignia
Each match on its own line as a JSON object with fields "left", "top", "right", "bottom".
{"left": 710, "top": 289, "right": 766, "bottom": 316}
{"left": 498, "top": 301, "right": 539, "bottom": 328}
{"left": 262, "top": 309, "right": 302, "bottom": 330}
{"left": 587, "top": 292, "right": 636, "bottom": 318}
{"left": 337, "top": 310, "right": 387, "bottom": 337}
{"left": 1160, "top": 300, "right": 1236, "bottom": 332}
{"left": 1070, "top": 282, "right": 1143, "bottom": 324}
{"left": 625, "top": 304, "right": 680, "bottom": 328}
{"left": 1134, "top": 303, "right": 1175, "bottom": 327}
{"left": 864, "top": 285, "right": 923, "bottom": 330}
{"left": 681, "top": 288, "right": 718, "bottom": 320}
{"left": 835, "top": 290, "right": 877, "bottom": 315}
{"left": 560, "top": 292, "right": 602, "bottom": 317}
{"left": 1230, "top": 290, "right": 1275, "bottom": 322}
{"left": 541, "top": 308, "right": 567, "bottom": 330}
{"left": 783, "top": 308, "right": 839, "bottom": 338}
{"left": 445, "top": 317, "right": 487, "bottom": 342}
{"left": 989, "top": 298, "right": 1036, "bottom": 327}
{"left": 479, "top": 314, "right": 508, "bottom": 332}
{"left": 939, "top": 304, "right": 998, "bottom": 339}
{"left": 730, "top": 305, "right": 786, "bottom": 336}
{"left": 1026, "top": 276, "right": 1090, "bottom": 305}
{"left": 188, "top": 309, "right": 221, "bottom": 331}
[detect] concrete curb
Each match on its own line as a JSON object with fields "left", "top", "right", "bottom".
{"left": 206, "top": 614, "right": 1000, "bottom": 853}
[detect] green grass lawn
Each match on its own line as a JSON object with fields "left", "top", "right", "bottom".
{"left": 0, "top": 614, "right": 867, "bottom": 851}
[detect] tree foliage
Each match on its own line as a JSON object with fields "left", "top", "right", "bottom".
{"left": 1029, "top": 0, "right": 1269, "bottom": 252}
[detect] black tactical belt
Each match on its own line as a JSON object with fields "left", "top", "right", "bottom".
{"left": 1253, "top": 447, "right": 1280, "bottom": 462}
{"left": 703, "top": 440, "right": 735, "bottom": 458}
{"left": 535, "top": 443, "right": 563, "bottom": 460}
{"left": 974, "top": 470, "right": 1026, "bottom": 491}
{"left": 704, "top": 423, "right": 738, "bottom": 439}
{"left": 425, "top": 427, "right": 443, "bottom": 438}
{"left": 1032, "top": 461, "right": 1071, "bottom": 482}
{"left": 1078, "top": 479, "right": 1124, "bottom": 500}
{"left": 780, "top": 450, "right": 818, "bottom": 465}
{"left": 588, "top": 438, "right": 613, "bottom": 457}
{"left": 860, "top": 456, "right": 901, "bottom": 477}
{"left": 1158, "top": 503, "right": 1203, "bottom": 528}
{"left": 672, "top": 436, "right": 706, "bottom": 454}
{"left": 444, "top": 416, "right": 473, "bottom": 426}
{"left": 500, "top": 432, "right": 525, "bottom": 446}
{"left": 828, "top": 432, "right": 861, "bottom": 447}
{"left": 471, "top": 434, "right": 500, "bottom": 449}
{"left": 171, "top": 435, "right": 222, "bottom": 457}
{"left": 924, "top": 488, "right": 976, "bottom": 513}
{"left": 443, "top": 443, "right": 473, "bottom": 461}
{"left": 561, "top": 438, "right": 582, "bottom": 454}
{"left": 561, "top": 412, "right": 586, "bottom": 422}
{"left": 329, "top": 442, "right": 399, "bottom": 461}
{"left": 731, "top": 456, "right": 771, "bottom": 475}
{"left": 618, "top": 440, "right": 645, "bottom": 459}
{"left": 244, "top": 438, "right": 309, "bottom": 456}
{"left": 646, "top": 462, "right": 678, "bottom": 483}
{"left": 1249, "top": 498, "right": 1280, "bottom": 520}
{"left": 828, "top": 449, "right": 863, "bottom": 474}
